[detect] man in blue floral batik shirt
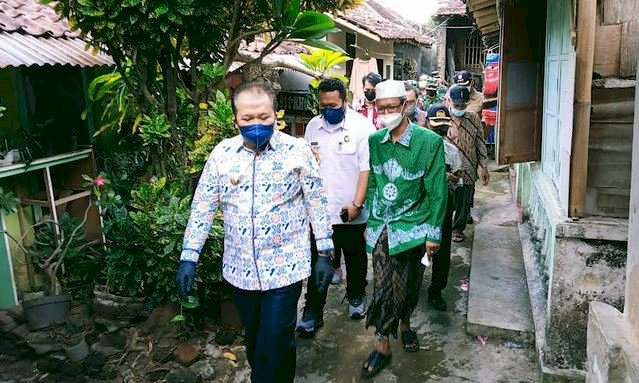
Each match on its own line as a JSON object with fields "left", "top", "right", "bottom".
{"left": 175, "top": 81, "right": 334, "bottom": 383}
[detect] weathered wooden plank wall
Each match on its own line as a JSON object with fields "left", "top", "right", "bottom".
{"left": 587, "top": 87, "right": 635, "bottom": 217}
{"left": 584, "top": 0, "right": 637, "bottom": 217}
{"left": 598, "top": 0, "right": 638, "bottom": 77}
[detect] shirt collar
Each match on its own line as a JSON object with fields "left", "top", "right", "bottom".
{"left": 380, "top": 121, "right": 415, "bottom": 147}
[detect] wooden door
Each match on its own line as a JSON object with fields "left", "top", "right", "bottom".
{"left": 497, "top": 3, "right": 547, "bottom": 164}
{"left": 542, "top": 0, "right": 575, "bottom": 209}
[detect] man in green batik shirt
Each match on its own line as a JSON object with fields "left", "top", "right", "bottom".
{"left": 361, "top": 80, "right": 448, "bottom": 378}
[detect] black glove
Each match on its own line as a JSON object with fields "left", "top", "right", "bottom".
{"left": 314, "top": 254, "right": 334, "bottom": 293}
{"left": 176, "top": 261, "right": 196, "bottom": 300}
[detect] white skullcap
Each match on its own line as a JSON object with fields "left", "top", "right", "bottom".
{"left": 375, "top": 80, "right": 406, "bottom": 100}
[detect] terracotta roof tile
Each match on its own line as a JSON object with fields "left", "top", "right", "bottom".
{"left": 434, "top": 0, "right": 467, "bottom": 17}
{"left": 0, "top": 0, "right": 79, "bottom": 38}
{"left": 337, "top": 0, "right": 432, "bottom": 46}
{"left": 239, "top": 37, "right": 310, "bottom": 56}
{"left": 0, "top": 0, "right": 113, "bottom": 67}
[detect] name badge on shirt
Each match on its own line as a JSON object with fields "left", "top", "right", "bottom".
{"left": 337, "top": 133, "right": 356, "bottom": 154}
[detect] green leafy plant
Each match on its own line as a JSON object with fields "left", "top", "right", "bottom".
{"left": 32, "top": 214, "right": 103, "bottom": 300}
{"left": 171, "top": 295, "right": 200, "bottom": 323}
{"left": 188, "top": 90, "right": 235, "bottom": 174}
{"left": 82, "top": 173, "right": 146, "bottom": 297}
{"left": 85, "top": 69, "right": 140, "bottom": 137}
{"left": 0, "top": 187, "right": 19, "bottom": 214}
{"left": 129, "top": 178, "right": 223, "bottom": 306}
{"left": 298, "top": 48, "right": 352, "bottom": 114}
{"left": 3, "top": 207, "right": 99, "bottom": 296}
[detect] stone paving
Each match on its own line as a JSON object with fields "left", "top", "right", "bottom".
{"left": 294, "top": 168, "right": 541, "bottom": 383}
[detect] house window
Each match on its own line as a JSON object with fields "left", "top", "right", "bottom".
{"left": 464, "top": 31, "right": 484, "bottom": 73}
{"left": 393, "top": 51, "right": 403, "bottom": 80}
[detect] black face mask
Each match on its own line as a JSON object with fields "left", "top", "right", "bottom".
{"left": 364, "top": 90, "right": 376, "bottom": 102}
{"left": 430, "top": 125, "right": 449, "bottom": 137}
{"left": 426, "top": 89, "right": 436, "bottom": 97}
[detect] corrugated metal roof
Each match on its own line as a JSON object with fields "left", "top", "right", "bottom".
{"left": 0, "top": 32, "right": 114, "bottom": 68}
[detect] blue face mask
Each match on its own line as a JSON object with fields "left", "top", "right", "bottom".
{"left": 240, "top": 123, "right": 275, "bottom": 149}
{"left": 451, "top": 107, "right": 466, "bottom": 117}
{"left": 320, "top": 106, "right": 346, "bottom": 125}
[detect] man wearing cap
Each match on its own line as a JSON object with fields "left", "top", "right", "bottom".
{"left": 446, "top": 85, "right": 489, "bottom": 243}
{"left": 417, "top": 74, "right": 443, "bottom": 111}
{"left": 453, "top": 70, "right": 484, "bottom": 114}
{"left": 297, "top": 78, "right": 375, "bottom": 337}
{"left": 425, "top": 103, "right": 463, "bottom": 311}
{"left": 361, "top": 80, "right": 448, "bottom": 377}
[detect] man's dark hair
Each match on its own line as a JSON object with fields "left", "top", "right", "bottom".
{"left": 404, "top": 82, "right": 418, "bottom": 97}
{"left": 361, "top": 72, "right": 382, "bottom": 87}
{"left": 231, "top": 81, "right": 278, "bottom": 114}
{"left": 318, "top": 78, "right": 347, "bottom": 101}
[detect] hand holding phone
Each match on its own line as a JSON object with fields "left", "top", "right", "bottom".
{"left": 340, "top": 209, "right": 349, "bottom": 223}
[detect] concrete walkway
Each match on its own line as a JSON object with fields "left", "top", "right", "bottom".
{"left": 294, "top": 168, "right": 540, "bottom": 383}
{"left": 466, "top": 169, "right": 535, "bottom": 344}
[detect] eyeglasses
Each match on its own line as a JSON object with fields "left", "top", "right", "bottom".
{"left": 377, "top": 104, "right": 403, "bottom": 114}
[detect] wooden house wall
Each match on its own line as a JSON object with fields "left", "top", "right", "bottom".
{"left": 594, "top": 0, "right": 637, "bottom": 78}
{"left": 587, "top": 87, "right": 634, "bottom": 217}
{"left": 586, "top": 0, "right": 636, "bottom": 217}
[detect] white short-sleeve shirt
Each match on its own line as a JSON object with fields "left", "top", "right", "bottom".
{"left": 305, "top": 108, "right": 376, "bottom": 225}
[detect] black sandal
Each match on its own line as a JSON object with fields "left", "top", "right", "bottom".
{"left": 361, "top": 350, "right": 392, "bottom": 378}
{"left": 401, "top": 329, "right": 420, "bottom": 352}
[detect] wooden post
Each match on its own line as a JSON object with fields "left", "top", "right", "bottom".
{"left": 569, "top": 0, "right": 597, "bottom": 218}
{"left": 625, "top": 47, "right": 639, "bottom": 327}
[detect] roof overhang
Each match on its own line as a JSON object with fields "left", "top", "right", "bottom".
{"left": 0, "top": 32, "right": 114, "bottom": 68}
{"left": 330, "top": 15, "right": 382, "bottom": 42}
{"left": 466, "top": 0, "right": 500, "bottom": 47}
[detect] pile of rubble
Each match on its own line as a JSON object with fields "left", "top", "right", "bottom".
{"left": 0, "top": 303, "right": 248, "bottom": 383}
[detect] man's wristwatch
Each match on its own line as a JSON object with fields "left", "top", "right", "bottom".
{"left": 352, "top": 201, "right": 364, "bottom": 211}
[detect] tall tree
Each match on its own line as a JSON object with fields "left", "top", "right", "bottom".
{"left": 53, "top": 0, "right": 358, "bottom": 173}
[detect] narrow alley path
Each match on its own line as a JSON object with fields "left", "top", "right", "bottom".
{"left": 294, "top": 167, "right": 540, "bottom": 383}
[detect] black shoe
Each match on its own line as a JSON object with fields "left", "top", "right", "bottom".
{"left": 428, "top": 291, "right": 447, "bottom": 312}
{"left": 296, "top": 309, "right": 324, "bottom": 338}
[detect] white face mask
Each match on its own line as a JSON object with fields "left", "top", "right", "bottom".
{"left": 379, "top": 112, "right": 404, "bottom": 131}
{"left": 418, "top": 80, "right": 428, "bottom": 89}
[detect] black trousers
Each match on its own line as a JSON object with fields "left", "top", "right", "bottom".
{"left": 304, "top": 224, "right": 367, "bottom": 318}
{"left": 430, "top": 189, "right": 455, "bottom": 293}
{"left": 452, "top": 184, "right": 474, "bottom": 233}
{"left": 232, "top": 282, "right": 302, "bottom": 383}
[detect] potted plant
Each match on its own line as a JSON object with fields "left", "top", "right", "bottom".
{"left": 85, "top": 174, "right": 146, "bottom": 330}
{"left": 2, "top": 178, "right": 101, "bottom": 330}
{"left": 3, "top": 209, "right": 96, "bottom": 330}
{"left": 62, "top": 332, "right": 90, "bottom": 362}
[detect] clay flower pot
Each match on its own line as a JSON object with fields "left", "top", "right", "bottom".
{"left": 64, "top": 334, "right": 89, "bottom": 362}
{"left": 93, "top": 286, "right": 145, "bottom": 331}
{"left": 22, "top": 294, "right": 71, "bottom": 330}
